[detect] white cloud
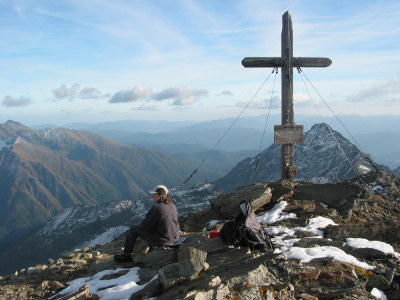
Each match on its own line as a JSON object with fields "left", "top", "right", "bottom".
{"left": 1, "top": 1, "right": 400, "bottom": 123}
{"left": 52, "top": 84, "right": 109, "bottom": 101}
{"left": 171, "top": 96, "right": 195, "bottom": 106}
{"left": 293, "top": 92, "right": 320, "bottom": 107}
{"left": 49, "top": 83, "right": 209, "bottom": 107}
{"left": 236, "top": 96, "right": 280, "bottom": 110}
{"left": 2, "top": 95, "right": 32, "bottom": 107}
{"left": 78, "top": 87, "right": 108, "bottom": 100}
{"left": 346, "top": 78, "right": 400, "bottom": 103}
{"left": 293, "top": 93, "right": 310, "bottom": 105}
{"left": 133, "top": 103, "right": 159, "bottom": 111}
{"left": 109, "top": 85, "right": 154, "bottom": 103}
{"left": 384, "top": 95, "right": 400, "bottom": 104}
{"left": 53, "top": 84, "right": 81, "bottom": 101}
{"left": 218, "top": 90, "right": 234, "bottom": 96}
{"left": 153, "top": 86, "right": 209, "bottom": 106}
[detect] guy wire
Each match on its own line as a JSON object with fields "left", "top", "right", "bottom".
{"left": 180, "top": 70, "right": 276, "bottom": 187}
{"left": 297, "top": 67, "right": 366, "bottom": 186}
{"left": 255, "top": 67, "right": 278, "bottom": 172}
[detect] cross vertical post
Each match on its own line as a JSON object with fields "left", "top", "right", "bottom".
{"left": 242, "top": 11, "right": 331, "bottom": 181}
{"left": 281, "top": 12, "right": 295, "bottom": 181}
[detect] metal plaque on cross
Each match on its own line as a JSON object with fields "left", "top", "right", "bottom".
{"left": 242, "top": 11, "right": 331, "bottom": 181}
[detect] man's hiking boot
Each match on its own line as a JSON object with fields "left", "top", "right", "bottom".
{"left": 114, "top": 253, "right": 132, "bottom": 263}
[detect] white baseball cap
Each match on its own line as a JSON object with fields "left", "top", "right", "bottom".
{"left": 149, "top": 185, "right": 168, "bottom": 196}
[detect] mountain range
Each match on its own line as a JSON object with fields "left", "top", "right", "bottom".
{"left": 42, "top": 113, "right": 400, "bottom": 169}
{"left": 1, "top": 117, "right": 399, "bottom": 275}
{"left": 1, "top": 119, "right": 397, "bottom": 275}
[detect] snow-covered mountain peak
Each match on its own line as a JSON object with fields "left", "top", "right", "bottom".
{"left": 215, "top": 123, "right": 377, "bottom": 192}
{"left": 39, "top": 127, "right": 67, "bottom": 142}
{"left": 309, "top": 122, "right": 331, "bottom": 132}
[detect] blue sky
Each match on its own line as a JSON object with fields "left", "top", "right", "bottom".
{"left": 0, "top": 0, "right": 399, "bottom": 126}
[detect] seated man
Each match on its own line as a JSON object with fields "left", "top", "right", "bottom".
{"left": 114, "top": 185, "right": 180, "bottom": 262}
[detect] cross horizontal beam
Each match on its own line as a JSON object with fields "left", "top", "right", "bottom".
{"left": 241, "top": 11, "right": 332, "bottom": 181}
{"left": 242, "top": 57, "right": 332, "bottom": 68}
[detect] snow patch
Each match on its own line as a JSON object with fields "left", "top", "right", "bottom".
{"left": 371, "top": 185, "right": 383, "bottom": 191}
{"left": 371, "top": 288, "right": 388, "bottom": 300}
{"left": 268, "top": 216, "right": 337, "bottom": 252}
{"left": 358, "top": 164, "right": 372, "bottom": 173}
{"left": 41, "top": 127, "right": 67, "bottom": 142}
{"left": 286, "top": 246, "right": 375, "bottom": 270}
{"left": 261, "top": 202, "right": 380, "bottom": 270}
{"left": 14, "top": 136, "right": 23, "bottom": 145}
{"left": 0, "top": 139, "right": 11, "bottom": 151}
{"left": 41, "top": 207, "right": 76, "bottom": 234}
{"left": 53, "top": 268, "right": 156, "bottom": 300}
{"left": 53, "top": 199, "right": 400, "bottom": 299}
{"left": 74, "top": 226, "right": 129, "bottom": 250}
{"left": 208, "top": 220, "right": 220, "bottom": 227}
{"left": 346, "top": 238, "right": 399, "bottom": 256}
{"left": 257, "top": 201, "right": 296, "bottom": 224}
{"left": 302, "top": 216, "right": 337, "bottom": 237}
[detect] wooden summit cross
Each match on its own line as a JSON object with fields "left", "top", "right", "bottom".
{"left": 242, "top": 11, "right": 331, "bottom": 181}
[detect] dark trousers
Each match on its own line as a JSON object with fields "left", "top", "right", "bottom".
{"left": 124, "top": 226, "right": 156, "bottom": 254}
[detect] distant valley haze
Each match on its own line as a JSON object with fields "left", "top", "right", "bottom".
{"left": 30, "top": 113, "right": 400, "bottom": 169}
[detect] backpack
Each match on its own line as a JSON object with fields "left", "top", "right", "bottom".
{"left": 220, "top": 201, "right": 274, "bottom": 252}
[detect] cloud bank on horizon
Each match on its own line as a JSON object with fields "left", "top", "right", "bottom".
{"left": 0, "top": 0, "right": 399, "bottom": 125}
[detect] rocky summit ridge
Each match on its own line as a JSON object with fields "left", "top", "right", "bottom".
{"left": 1, "top": 171, "right": 399, "bottom": 299}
